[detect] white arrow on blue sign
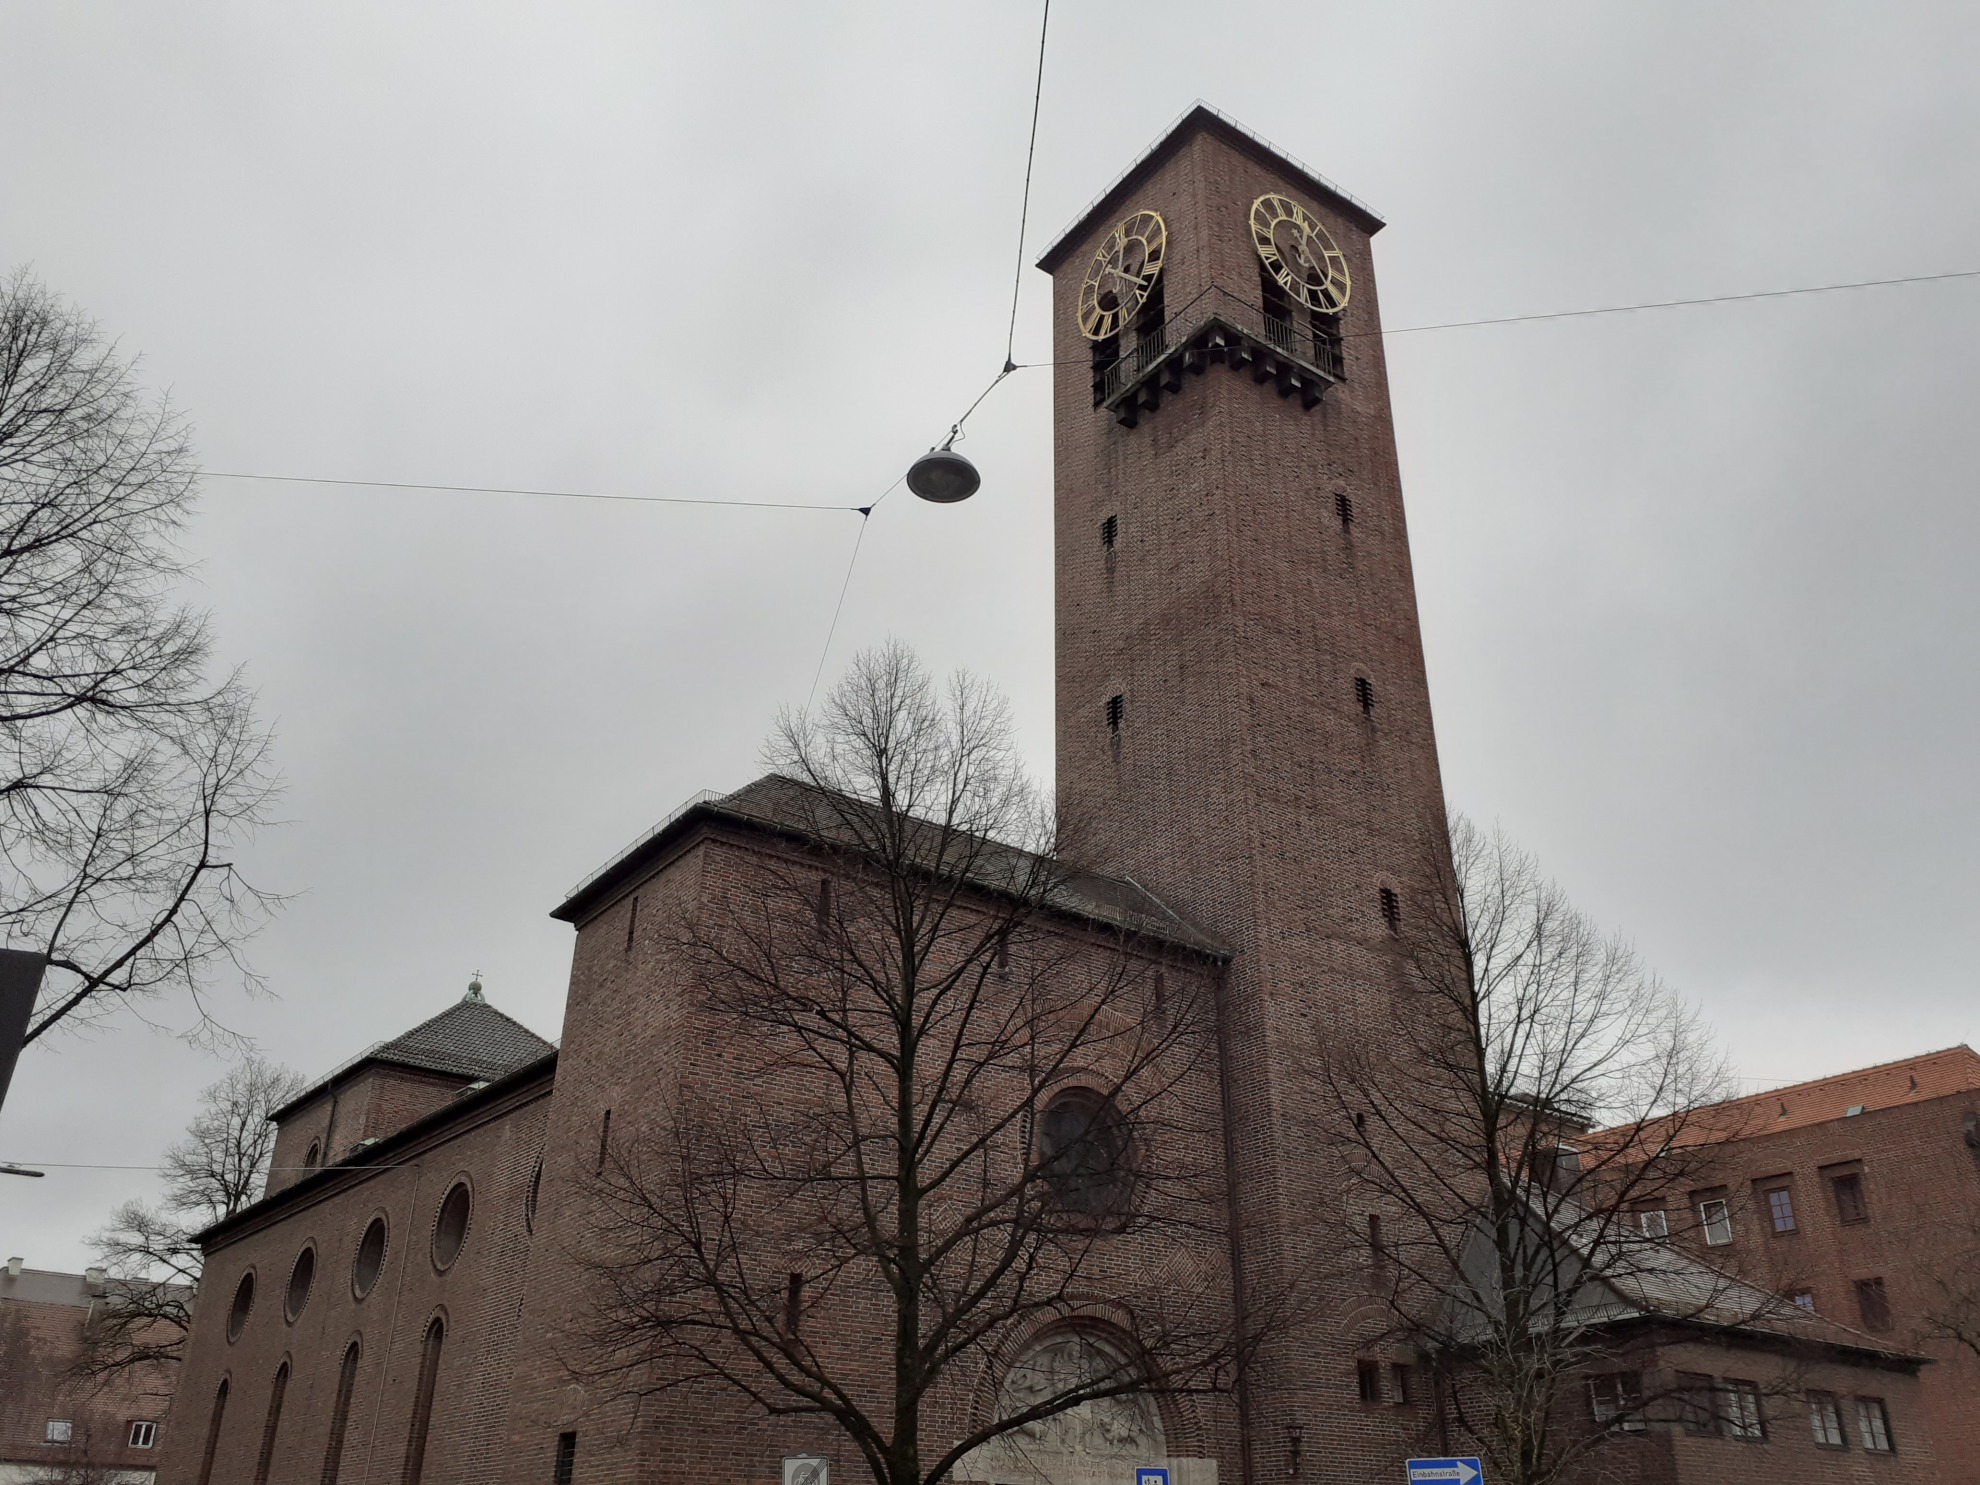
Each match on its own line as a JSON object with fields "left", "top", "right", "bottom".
{"left": 1405, "top": 1460, "right": 1481, "bottom": 1485}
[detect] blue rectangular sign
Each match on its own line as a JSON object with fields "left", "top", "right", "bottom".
{"left": 1137, "top": 1469, "right": 1169, "bottom": 1485}
{"left": 1406, "top": 1461, "right": 1481, "bottom": 1485}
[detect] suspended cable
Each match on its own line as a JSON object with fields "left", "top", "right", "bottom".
{"left": 807, "top": 494, "right": 883, "bottom": 709}
{"left": 202, "top": 470, "right": 862, "bottom": 513}
{"left": 1002, "top": 0, "right": 1051, "bottom": 374}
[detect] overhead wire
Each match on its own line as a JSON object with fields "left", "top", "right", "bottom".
{"left": 1003, "top": 0, "right": 1051, "bottom": 374}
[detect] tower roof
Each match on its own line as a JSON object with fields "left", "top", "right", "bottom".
{"left": 1036, "top": 102, "right": 1385, "bottom": 273}
{"left": 269, "top": 984, "right": 555, "bottom": 1121}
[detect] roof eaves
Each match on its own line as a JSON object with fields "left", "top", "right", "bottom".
{"left": 1037, "top": 101, "right": 1384, "bottom": 273}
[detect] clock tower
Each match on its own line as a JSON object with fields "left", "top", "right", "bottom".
{"left": 1038, "top": 106, "right": 1454, "bottom": 1479}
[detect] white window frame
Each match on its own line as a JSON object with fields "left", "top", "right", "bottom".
{"left": 1636, "top": 1209, "right": 1669, "bottom": 1239}
{"left": 1857, "top": 1396, "right": 1893, "bottom": 1453}
{"left": 45, "top": 1419, "right": 74, "bottom": 1445}
{"left": 1807, "top": 1391, "right": 1845, "bottom": 1448}
{"left": 1587, "top": 1372, "right": 1646, "bottom": 1433}
{"left": 1698, "top": 1198, "right": 1733, "bottom": 1246}
{"left": 129, "top": 1419, "right": 158, "bottom": 1449}
{"left": 1722, "top": 1380, "right": 1765, "bottom": 1440}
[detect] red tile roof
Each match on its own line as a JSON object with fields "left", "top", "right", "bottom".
{"left": 1710, "top": 1045, "right": 1980, "bottom": 1136}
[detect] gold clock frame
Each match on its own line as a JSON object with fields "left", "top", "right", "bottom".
{"left": 1077, "top": 210, "right": 1168, "bottom": 341}
{"left": 1250, "top": 193, "right": 1351, "bottom": 315}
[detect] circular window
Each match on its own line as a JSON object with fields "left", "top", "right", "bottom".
{"left": 284, "top": 1244, "right": 316, "bottom": 1322}
{"left": 431, "top": 1181, "right": 472, "bottom": 1270}
{"left": 1038, "top": 1089, "right": 1132, "bottom": 1216}
{"left": 226, "top": 1270, "right": 256, "bottom": 1341}
{"left": 352, "top": 1216, "right": 388, "bottom": 1300}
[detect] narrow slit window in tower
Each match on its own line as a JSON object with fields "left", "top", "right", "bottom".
{"left": 624, "top": 895, "right": 639, "bottom": 952}
{"left": 1379, "top": 888, "right": 1401, "bottom": 933}
{"left": 1335, "top": 492, "right": 1353, "bottom": 530}
{"left": 596, "top": 1109, "right": 612, "bottom": 1175}
{"left": 1090, "top": 331, "right": 1121, "bottom": 407}
{"left": 554, "top": 1434, "right": 578, "bottom": 1485}
{"left": 1260, "top": 261, "right": 1294, "bottom": 353}
{"left": 1355, "top": 676, "right": 1375, "bottom": 716}
{"left": 1101, "top": 514, "right": 1118, "bottom": 550}
{"left": 1106, "top": 694, "right": 1124, "bottom": 735}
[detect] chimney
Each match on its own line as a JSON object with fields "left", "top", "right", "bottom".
{"left": 85, "top": 1266, "right": 107, "bottom": 1295}
{"left": 5, "top": 1256, "right": 22, "bottom": 1277}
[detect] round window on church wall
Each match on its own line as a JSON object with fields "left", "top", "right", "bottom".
{"left": 1038, "top": 1088, "right": 1133, "bottom": 1216}
{"left": 431, "top": 1181, "right": 472, "bottom": 1271}
{"left": 226, "top": 1270, "right": 255, "bottom": 1342}
{"left": 353, "top": 1216, "right": 388, "bottom": 1299}
{"left": 284, "top": 1244, "right": 316, "bottom": 1322}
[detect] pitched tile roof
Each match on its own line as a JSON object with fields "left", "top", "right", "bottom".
{"left": 1706, "top": 1045, "right": 1980, "bottom": 1136}
{"left": 271, "top": 985, "right": 556, "bottom": 1121}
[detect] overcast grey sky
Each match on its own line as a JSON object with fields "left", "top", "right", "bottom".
{"left": 4, "top": 2, "right": 1977, "bottom": 1268}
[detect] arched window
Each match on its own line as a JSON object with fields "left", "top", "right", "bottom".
{"left": 227, "top": 1270, "right": 256, "bottom": 1342}
{"left": 251, "top": 1360, "right": 290, "bottom": 1485}
{"left": 431, "top": 1183, "right": 471, "bottom": 1270}
{"left": 195, "top": 1378, "right": 229, "bottom": 1485}
{"left": 401, "top": 1316, "right": 445, "bottom": 1484}
{"left": 353, "top": 1215, "right": 388, "bottom": 1299}
{"left": 304, "top": 1140, "right": 321, "bottom": 1169}
{"left": 1038, "top": 1088, "right": 1133, "bottom": 1215}
{"left": 320, "top": 1340, "right": 361, "bottom": 1485}
{"left": 285, "top": 1245, "right": 316, "bottom": 1322}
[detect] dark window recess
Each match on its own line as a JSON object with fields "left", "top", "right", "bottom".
{"left": 196, "top": 1380, "right": 230, "bottom": 1485}
{"left": 1764, "top": 1185, "right": 1796, "bottom": 1233}
{"left": 1335, "top": 492, "right": 1353, "bottom": 530}
{"left": 1832, "top": 1171, "right": 1869, "bottom": 1224}
{"left": 1090, "top": 331, "right": 1121, "bottom": 407}
{"left": 1260, "top": 261, "right": 1295, "bottom": 353}
{"left": 1354, "top": 676, "right": 1375, "bottom": 716}
{"left": 401, "top": 1317, "right": 445, "bottom": 1485}
{"left": 1106, "top": 694, "right": 1124, "bottom": 735}
{"left": 1037, "top": 1088, "right": 1132, "bottom": 1216}
{"left": 304, "top": 1141, "right": 321, "bottom": 1169}
{"left": 1313, "top": 310, "right": 1345, "bottom": 379}
{"left": 784, "top": 1272, "right": 804, "bottom": 1339}
{"left": 1136, "top": 272, "right": 1166, "bottom": 355}
{"left": 1390, "top": 1363, "right": 1414, "bottom": 1406}
{"left": 1367, "top": 1214, "right": 1385, "bottom": 1270}
{"left": 321, "top": 1341, "right": 361, "bottom": 1485}
{"left": 1722, "top": 1379, "right": 1765, "bottom": 1441}
{"left": 1676, "top": 1371, "right": 1718, "bottom": 1436}
{"left": 624, "top": 894, "right": 639, "bottom": 952}
{"left": 596, "top": 1109, "right": 612, "bottom": 1176}
{"left": 1379, "top": 888, "right": 1401, "bottom": 933}
{"left": 251, "top": 1361, "right": 290, "bottom": 1485}
{"left": 815, "top": 878, "right": 833, "bottom": 932}
{"left": 1356, "top": 1359, "right": 1383, "bottom": 1404}
{"left": 1854, "top": 1277, "right": 1891, "bottom": 1331}
{"left": 1101, "top": 514, "right": 1118, "bottom": 550}
{"left": 553, "top": 1433, "right": 578, "bottom": 1485}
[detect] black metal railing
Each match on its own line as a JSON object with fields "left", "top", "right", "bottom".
{"left": 1095, "top": 284, "right": 1346, "bottom": 408}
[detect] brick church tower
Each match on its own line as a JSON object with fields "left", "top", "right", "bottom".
{"left": 1038, "top": 106, "right": 1455, "bottom": 1479}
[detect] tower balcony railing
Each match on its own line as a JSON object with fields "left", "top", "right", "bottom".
{"left": 1094, "top": 284, "right": 1346, "bottom": 427}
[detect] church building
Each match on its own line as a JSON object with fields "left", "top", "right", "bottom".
{"left": 156, "top": 107, "right": 1942, "bottom": 1485}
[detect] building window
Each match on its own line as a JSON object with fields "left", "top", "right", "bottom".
{"left": 1634, "top": 1208, "right": 1669, "bottom": 1239}
{"left": 1089, "top": 329, "right": 1120, "bottom": 407}
{"left": 227, "top": 1269, "right": 256, "bottom": 1341}
{"left": 1697, "top": 1197, "right": 1733, "bottom": 1246}
{"left": 353, "top": 1216, "right": 388, "bottom": 1299}
{"left": 1354, "top": 675, "right": 1375, "bottom": 716}
{"left": 1106, "top": 693, "right": 1124, "bottom": 735}
{"left": 402, "top": 1316, "right": 446, "bottom": 1484}
{"left": 45, "top": 1419, "right": 73, "bottom": 1445}
{"left": 285, "top": 1244, "right": 317, "bottom": 1323}
{"left": 1763, "top": 1185, "right": 1796, "bottom": 1234}
{"left": 1831, "top": 1171, "right": 1869, "bottom": 1224}
{"left": 524, "top": 1158, "right": 543, "bottom": 1234}
{"left": 304, "top": 1140, "right": 321, "bottom": 1169}
{"left": 1722, "top": 1380, "right": 1765, "bottom": 1441}
{"left": 1356, "top": 1359, "right": 1383, "bottom": 1404}
{"left": 1854, "top": 1277, "right": 1891, "bottom": 1331}
{"left": 1260, "top": 259, "right": 1294, "bottom": 348}
{"left": 1856, "top": 1397, "right": 1894, "bottom": 1452}
{"left": 432, "top": 1182, "right": 473, "bottom": 1270}
{"left": 1807, "top": 1391, "right": 1846, "bottom": 1448}
{"left": 1366, "top": 1214, "right": 1385, "bottom": 1271}
{"left": 815, "top": 878, "right": 832, "bottom": 932}
{"left": 1587, "top": 1372, "right": 1645, "bottom": 1433}
{"left": 624, "top": 894, "right": 639, "bottom": 952}
{"left": 1335, "top": 492, "right": 1353, "bottom": 530}
{"left": 129, "top": 1420, "right": 157, "bottom": 1449}
{"left": 596, "top": 1108, "right": 612, "bottom": 1175}
{"left": 252, "top": 1360, "right": 290, "bottom": 1485}
{"left": 1037, "top": 1088, "right": 1132, "bottom": 1216}
{"left": 1861, "top": 1401, "right": 1892, "bottom": 1457}
{"left": 1101, "top": 514, "right": 1118, "bottom": 550}
{"left": 196, "top": 1379, "right": 229, "bottom": 1485}
{"left": 1675, "top": 1372, "right": 1718, "bottom": 1436}
{"left": 1379, "top": 887, "right": 1401, "bottom": 933}
{"left": 322, "top": 1341, "right": 361, "bottom": 1484}
{"left": 1390, "top": 1363, "right": 1414, "bottom": 1406}
{"left": 1787, "top": 1289, "right": 1815, "bottom": 1311}
{"left": 554, "top": 1431, "right": 578, "bottom": 1485}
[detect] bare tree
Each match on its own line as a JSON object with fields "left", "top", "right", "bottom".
{"left": 77, "top": 1056, "right": 302, "bottom": 1388}
{"left": 1319, "top": 814, "right": 1762, "bottom": 1485}
{"left": 0, "top": 267, "right": 279, "bottom": 1045}
{"left": 581, "top": 641, "right": 1251, "bottom": 1485}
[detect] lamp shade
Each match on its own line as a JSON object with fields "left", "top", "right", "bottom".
{"left": 906, "top": 448, "right": 980, "bottom": 503}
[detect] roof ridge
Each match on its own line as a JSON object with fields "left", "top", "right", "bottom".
{"left": 1714, "top": 1043, "right": 1979, "bottom": 1108}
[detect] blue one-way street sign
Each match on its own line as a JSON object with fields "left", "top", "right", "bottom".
{"left": 1405, "top": 1460, "right": 1482, "bottom": 1485}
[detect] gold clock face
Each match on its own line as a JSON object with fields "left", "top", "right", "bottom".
{"left": 1077, "top": 210, "right": 1168, "bottom": 341}
{"left": 1250, "top": 194, "right": 1351, "bottom": 315}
